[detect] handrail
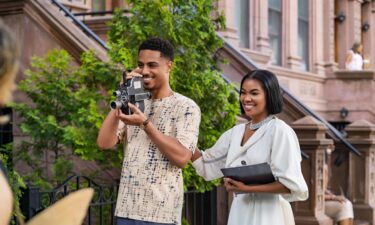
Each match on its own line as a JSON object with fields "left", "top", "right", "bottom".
{"left": 217, "top": 32, "right": 361, "bottom": 156}
{"left": 73, "top": 9, "right": 130, "bottom": 17}
{"left": 50, "top": 0, "right": 109, "bottom": 50}
{"left": 74, "top": 10, "right": 116, "bottom": 17}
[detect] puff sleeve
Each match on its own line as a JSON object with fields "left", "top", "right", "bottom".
{"left": 270, "top": 121, "right": 309, "bottom": 202}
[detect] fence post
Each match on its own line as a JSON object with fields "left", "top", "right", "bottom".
{"left": 20, "top": 185, "right": 41, "bottom": 220}
{"left": 291, "top": 115, "right": 333, "bottom": 225}
{"left": 345, "top": 120, "right": 375, "bottom": 224}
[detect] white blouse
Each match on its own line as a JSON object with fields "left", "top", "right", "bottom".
{"left": 346, "top": 50, "right": 363, "bottom": 70}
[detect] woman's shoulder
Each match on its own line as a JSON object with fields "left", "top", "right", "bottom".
{"left": 222, "top": 123, "right": 246, "bottom": 135}
{"left": 270, "top": 117, "right": 295, "bottom": 133}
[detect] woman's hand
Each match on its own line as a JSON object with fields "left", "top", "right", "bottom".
{"left": 223, "top": 178, "right": 290, "bottom": 194}
{"left": 191, "top": 148, "right": 202, "bottom": 162}
{"left": 223, "top": 178, "right": 249, "bottom": 193}
{"left": 326, "top": 194, "right": 346, "bottom": 203}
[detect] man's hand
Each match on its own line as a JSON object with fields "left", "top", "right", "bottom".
{"left": 120, "top": 68, "right": 143, "bottom": 84}
{"left": 127, "top": 68, "right": 142, "bottom": 78}
{"left": 116, "top": 103, "right": 147, "bottom": 126}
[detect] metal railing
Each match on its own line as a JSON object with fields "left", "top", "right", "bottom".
{"left": 73, "top": 9, "right": 130, "bottom": 18}
{"left": 20, "top": 175, "right": 117, "bottom": 225}
{"left": 50, "top": 0, "right": 109, "bottom": 50}
{"left": 20, "top": 175, "right": 216, "bottom": 225}
{"left": 183, "top": 189, "right": 217, "bottom": 225}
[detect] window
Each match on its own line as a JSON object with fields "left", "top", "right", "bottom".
{"left": 268, "top": 0, "right": 282, "bottom": 65}
{"left": 235, "top": 0, "right": 250, "bottom": 48}
{"left": 298, "top": 0, "right": 309, "bottom": 70}
{"left": 92, "top": 0, "right": 105, "bottom": 11}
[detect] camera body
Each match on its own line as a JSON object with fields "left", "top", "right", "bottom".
{"left": 110, "top": 76, "right": 150, "bottom": 115}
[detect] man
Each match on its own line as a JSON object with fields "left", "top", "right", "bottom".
{"left": 97, "top": 37, "right": 201, "bottom": 225}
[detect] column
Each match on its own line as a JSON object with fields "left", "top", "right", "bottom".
{"left": 251, "top": 0, "right": 271, "bottom": 54}
{"left": 291, "top": 116, "right": 333, "bottom": 225}
{"left": 217, "top": 0, "right": 240, "bottom": 46}
{"left": 310, "top": 0, "right": 325, "bottom": 75}
{"left": 322, "top": 0, "right": 338, "bottom": 74}
{"left": 361, "top": 1, "right": 374, "bottom": 70}
{"left": 346, "top": 120, "right": 375, "bottom": 224}
{"left": 284, "top": 0, "right": 301, "bottom": 69}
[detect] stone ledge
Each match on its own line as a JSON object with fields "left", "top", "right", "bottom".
{"left": 334, "top": 70, "right": 375, "bottom": 80}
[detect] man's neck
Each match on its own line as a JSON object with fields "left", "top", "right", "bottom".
{"left": 151, "top": 88, "right": 174, "bottom": 100}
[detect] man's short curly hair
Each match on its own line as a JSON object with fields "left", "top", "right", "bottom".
{"left": 138, "top": 37, "right": 174, "bottom": 61}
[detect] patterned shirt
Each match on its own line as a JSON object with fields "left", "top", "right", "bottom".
{"left": 115, "top": 92, "right": 201, "bottom": 224}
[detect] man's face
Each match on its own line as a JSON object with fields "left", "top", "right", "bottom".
{"left": 137, "top": 50, "right": 172, "bottom": 96}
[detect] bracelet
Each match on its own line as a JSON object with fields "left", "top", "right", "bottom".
{"left": 140, "top": 118, "right": 150, "bottom": 130}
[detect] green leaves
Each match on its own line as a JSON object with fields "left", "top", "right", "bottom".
{"left": 13, "top": 49, "right": 122, "bottom": 186}
{"left": 107, "top": 0, "right": 238, "bottom": 192}
{"left": 14, "top": 1, "right": 239, "bottom": 194}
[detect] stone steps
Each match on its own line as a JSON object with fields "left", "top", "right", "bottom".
{"left": 354, "top": 220, "right": 370, "bottom": 225}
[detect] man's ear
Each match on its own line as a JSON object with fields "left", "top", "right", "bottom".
{"left": 167, "top": 61, "right": 173, "bottom": 72}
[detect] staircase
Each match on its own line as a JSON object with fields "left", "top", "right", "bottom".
{"left": 354, "top": 220, "right": 370, "bottom": 225}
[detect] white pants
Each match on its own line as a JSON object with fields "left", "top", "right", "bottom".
{"left": 325, "top": 199, "right": 354, "bottom": 222}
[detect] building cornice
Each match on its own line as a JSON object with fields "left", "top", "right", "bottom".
{"left": 0, "top": 0, "right": 25, "bottom": 16}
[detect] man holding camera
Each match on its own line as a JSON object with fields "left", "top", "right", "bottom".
{"left": 97, "top": 37, "right": 201, "bottom": 225}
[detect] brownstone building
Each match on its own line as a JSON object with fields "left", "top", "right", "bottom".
{"left": 1, "top": 0, "right": 375, "bottom": 224}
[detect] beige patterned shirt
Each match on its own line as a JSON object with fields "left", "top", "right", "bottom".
{"left": 115, "top": 92, "right": 201, "bottom": 224}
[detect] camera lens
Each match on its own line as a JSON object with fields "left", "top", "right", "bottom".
{"left": 113, "top": 90, "right": 121, "bottom": 96}
{"left": 110, "top": 101, "right": 122, "bottom": 110}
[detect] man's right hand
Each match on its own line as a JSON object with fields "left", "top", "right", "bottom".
{"left": 121, "top": 68, "right": 142, "bottom": 84}
{"left": 127, "top": 68, "right": 142, "bottom": 78}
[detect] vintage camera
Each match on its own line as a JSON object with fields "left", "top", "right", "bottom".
{"left": 110, "top": 72, "right": 150, "bottom": 115}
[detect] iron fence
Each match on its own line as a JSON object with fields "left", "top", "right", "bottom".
{"left": 20, "top": 175, "right": 217, "bottom": 225}
{"left": 21, "top": 175, "right": 117, "bottom": 225}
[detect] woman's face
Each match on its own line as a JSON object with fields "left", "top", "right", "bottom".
{"left": 358, "top": 45, "right": 363, "bottom": 54}
{"left": 240, "top": 78, "right": 268, "bottom": 123}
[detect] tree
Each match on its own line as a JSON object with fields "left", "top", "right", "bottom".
{"left": 13, "top": 0, "right": 239, "bottom": 193}
{"left": 106, "top": 0, "right": 239, "bottom": 191}
{"left": 12, "top": 49, "right": 123, "bottom": 188}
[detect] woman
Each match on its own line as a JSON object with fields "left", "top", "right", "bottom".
{"left": 0, "top": 21, "right": 19, "bottom": 225}
{"left": 324, "top": 163, "right": 353, "bottom": 225}
{"left": 345, "top": 42, "right": 363, "bottom": 70}
{"left": 191, "top": 70, "right": 308, "bottom": 225}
